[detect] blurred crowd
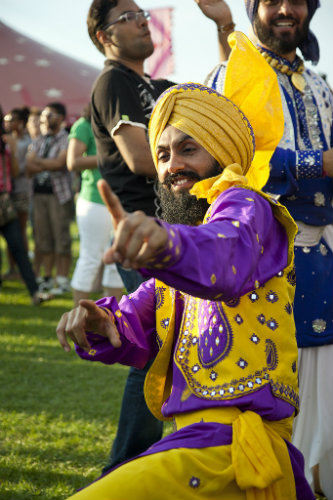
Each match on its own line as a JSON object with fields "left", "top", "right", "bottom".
{"left": 0, "top": 101, "right": 123, "bottom": 304}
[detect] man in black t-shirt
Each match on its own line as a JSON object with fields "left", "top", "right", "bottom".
{"left": 87, "top": 0, "right": 174, "bottom": 472}
{"left": 91, "top": 61, "right": 173, "bottom": 215}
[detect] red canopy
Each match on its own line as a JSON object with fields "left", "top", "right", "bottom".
{"left": 0, "top": 20, "right": 100, "bottom": 122}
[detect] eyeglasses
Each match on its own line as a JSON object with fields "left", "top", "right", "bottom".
{"left": 102, "top": 10, "right": 150, "bottom": 31}
{"left": 261, "top": 0, "right": 307, "bottom": 6}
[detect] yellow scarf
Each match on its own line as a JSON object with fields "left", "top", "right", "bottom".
{"left": 149, "top": 32, "right": 284, "bottom": 199}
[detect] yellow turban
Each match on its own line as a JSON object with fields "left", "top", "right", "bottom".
{"left": 149, "top": 83, "right": 254, "bottom": 173}
{"left": 149, "top": 84, "right": 254, "bottom": 202}
{"left": 148, "top": 32, "right": 284, "bottom": 202}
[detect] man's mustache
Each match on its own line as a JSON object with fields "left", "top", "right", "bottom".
{"left": 271, "top": 15, "right": 298, "bottom": 25}
{"left": 162, "top": 171, "right": 201, "bottom": 189}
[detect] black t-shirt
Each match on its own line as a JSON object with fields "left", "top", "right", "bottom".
{"left": 91, "top": 60, "right": 174, "bottom": 216}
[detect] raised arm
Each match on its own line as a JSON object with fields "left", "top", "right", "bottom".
{"left": 195, "top": 0, "right": 235, "bottom": 61}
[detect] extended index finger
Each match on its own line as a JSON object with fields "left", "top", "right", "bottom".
{"left": 97, "top": 179, "right": 127, "bottom": 227}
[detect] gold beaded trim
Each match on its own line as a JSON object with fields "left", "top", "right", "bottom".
{"left": 258, "top": 48, "right": 304, "bottom": 76}
{"left": 258, "top": 48, "right": 306, "bottom": 93}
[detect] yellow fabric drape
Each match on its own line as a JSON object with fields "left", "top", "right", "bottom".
{"left": 190, "top": 164, "right": 247, "bottom": 204}
{"left": 175, "top": 408, "right": 296, "bottom": 500}
{"left": 224, "top": 31, "right": 285, "bottom": 191}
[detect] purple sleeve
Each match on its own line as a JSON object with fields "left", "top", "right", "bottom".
{"left": 75, "top": 279, "right": 158, "bottom": 368}
{"left": 140, "top": 188, "right": 288, "bottom": 301}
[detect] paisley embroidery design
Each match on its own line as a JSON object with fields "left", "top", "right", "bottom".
{"left": 197, "top": 300, "right": 233, "bottom": 368}
{"left": 266, "top": 339, "right": 278, "bottom": 371}
{"left": 287, "top": 268, "right": 296, "bottom": 287}
{"left": 155, "top": 286, "right": 166, "bottom": 310}
{"left": 285, "top": 302, "right": 293, "bottom": 315}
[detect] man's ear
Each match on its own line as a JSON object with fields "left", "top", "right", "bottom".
{"left": 96, "top": 30, "right": 112, "bottom": 48}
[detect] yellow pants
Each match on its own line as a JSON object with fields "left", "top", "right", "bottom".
{"left": 68, "top": 409, "right": 296, "bottom": 500}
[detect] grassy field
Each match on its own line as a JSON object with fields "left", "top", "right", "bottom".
{"left": 0, "top": 225, "right": 169, "bottom": 499}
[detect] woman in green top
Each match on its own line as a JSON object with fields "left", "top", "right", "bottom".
{"left": 67, "top": 104, "right": 123, "bottom": 306}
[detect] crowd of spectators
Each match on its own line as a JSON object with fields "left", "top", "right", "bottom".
{"left": 0, "top": 101, "right": 122, "bottom": 303}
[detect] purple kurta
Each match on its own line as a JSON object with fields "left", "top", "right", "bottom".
{"left": 76, "top": 187, "right": 293, "bottom": 420}
{"left": 74, "top": 187, "right": 314, "bottom": 498}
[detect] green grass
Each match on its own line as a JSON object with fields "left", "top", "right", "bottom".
{"left": 0, "top": 223, "right": 172, "bottom": 499}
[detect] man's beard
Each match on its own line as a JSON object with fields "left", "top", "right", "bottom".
{"left": 254, "top": 14, "right": 309, "bottom": 56}
{"left": 157, "top": 161, "right": 222, "bottom": 225}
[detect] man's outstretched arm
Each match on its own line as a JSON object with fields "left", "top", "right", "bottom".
{"left": 98, "top": 180, "right": 289, "bottom": 302}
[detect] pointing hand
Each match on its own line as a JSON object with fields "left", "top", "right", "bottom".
{"left": 97, "top": 179, "right": 168, "bottom": 269}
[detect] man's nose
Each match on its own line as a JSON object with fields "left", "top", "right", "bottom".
{"left": 137, "top": 13, "right": 149, "bottom": 27}
{"left": 278, "top": 0, "right": 294, "bottom": 16}
{"left": 168, "top": 153, "right": 185, "bottom": 174}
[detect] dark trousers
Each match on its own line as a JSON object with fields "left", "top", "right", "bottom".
{"left": 1, "top": 218, "right": 37, "bottom": 296}
{"left": 102, "top": 266, "right": 163, "bottom": 472}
